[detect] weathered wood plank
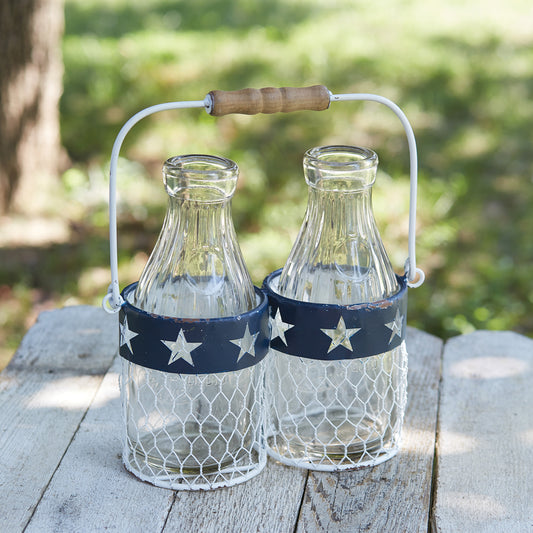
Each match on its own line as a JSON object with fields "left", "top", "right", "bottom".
{"left": 5, "top": 306, "right": 444, "bottom": 533}
{"left": 5, "top": 305, "right": 117, "bottom": 374}
{"left": 432, "top": 331, "right": 533, "bottom": 533}
{"left": 297, "top": 327, "right": 443, "bottom": 533}
{"left": 0, "top": 306, "right": 117, "bottom": 532}
{"left": 165, "top": 460, "right": 307, "bottom": 533}
{"left": 24, "top": 356, "right": 175, "bottom": 533}
{"left": 25, "top": 351, "right": 308, "bottom": 533}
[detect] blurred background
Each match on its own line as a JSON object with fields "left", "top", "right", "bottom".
{"left": 1, "top": 0, "right": 532, "bottom": 370}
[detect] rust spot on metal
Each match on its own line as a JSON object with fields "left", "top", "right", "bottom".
{"left": 179, "top": 317, "right": 208, "bottom": 324}
{"left": 369, "top": 298, "right": 395, "bottom": 310}
{"left": 146, "top": 312, "right": 206, "bottom": 323}
{"left": 345, "top": 297, "right": 394, "bottom": 311}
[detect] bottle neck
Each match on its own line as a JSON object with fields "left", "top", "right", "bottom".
{"left": 307, "top": 183, "right": 373, "bottom": 216}
{"left": 279, "top": 145, "right": 397, "bottom": 304}
{"left": 168, "top": 194, "right": 232, "bottom": 235}
{"left": 302, "top": 144, "right": 378, "bottom": 257}
{"left": 300, "top": 184, "right": 376, "bottom": 277}
{"left": 164, "top": 195, "right": 233, "bottom": 266}
{"left": 134, "top": 155, "right": 255, "bottom": 317}
{"left": 162, "top": 153, "right": 237, "bottom": 258}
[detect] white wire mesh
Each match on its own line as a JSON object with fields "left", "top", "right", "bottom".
{"left": 120, "top": 358, "right": 266, "bottom": 490}
{"left": 266, "top": 342, "right": 407, "bottom": 470}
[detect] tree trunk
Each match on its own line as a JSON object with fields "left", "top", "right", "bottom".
{"left": 0, "top": 0, "right": 64, "bottom": 213}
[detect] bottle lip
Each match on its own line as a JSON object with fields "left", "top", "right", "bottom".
{"left": 163, "top": 154, "right": 238, "bottom": 200}
{"left": 304, "top": 145, "right": 378, "bottom": 191}
{"left": 304, "top": 145, "right": 378, "bottom": 170}
{"left": 164, "top": 154, "right": 238, "bottom": 177}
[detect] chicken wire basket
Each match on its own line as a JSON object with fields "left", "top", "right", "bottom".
{"left": 101, "top": 95, "right": 275, "bottom": 490}
{"left": 258, "top": 91, "right": 424, "bottom": 471}
{"left": 263, "top": 271, "right": 410, "bottom": 470}
{"left": 102, "top": 85, "right": 424, "bottom": 486}
{"left": 118, "top": 283, "right": 269, "bottom": 490}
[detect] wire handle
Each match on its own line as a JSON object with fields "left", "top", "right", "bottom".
{"left": 207, "top": 85, "right": 330, "bottom": 116}
{"left": 102, "top": 87, "right": 424, "bottom": 313}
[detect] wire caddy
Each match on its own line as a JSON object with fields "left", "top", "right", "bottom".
{"left": 103, "top": 85, "right": 425, "bottom": 489}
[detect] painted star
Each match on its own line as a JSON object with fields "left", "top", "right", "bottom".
{"left": 162, "top": 329, "right": 201, "bottom": 367}
{"left": 321, "top": 316, "right": 361, "bottom": 354}
{"left": 385, "top": 309, "right": 403, "bottom": 343}
{"left": 229, "top": 324, "right": 259, "bottom": 362}
{"left": 120, "top": 316, "right": 139, "bottom": 354}
{"left": 271, "top": 308, "right": 293, "bottom": 346}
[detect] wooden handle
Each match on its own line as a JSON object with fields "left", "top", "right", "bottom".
{"left": 207, "top": 85, "right": 330, "bottom": 116}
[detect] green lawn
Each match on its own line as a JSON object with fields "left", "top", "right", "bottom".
{"left": 1, "top": 0, "right": 532, "bottom": 366}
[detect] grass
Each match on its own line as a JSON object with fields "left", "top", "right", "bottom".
{"left": 1, "top": 0, "right": 532, "bottom": 368}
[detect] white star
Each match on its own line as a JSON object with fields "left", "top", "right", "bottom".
{"left": 271, "top": 308, "right": 293, "bottom": 346}
{"left": 229, "top": 324, "right": 259, "bottom": 362}
{"left": 162, "top": 329, "right": 201, "bottom": 367}
{"left": 385, "top": 309, "right": 403, "bottom": 343}
{"left": 321, "top": 316, "right": 361, "bottom": 354}
{"left": 120, "top": 316, "right": 138, "bottom": 354}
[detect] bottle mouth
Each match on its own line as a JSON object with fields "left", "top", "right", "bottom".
{"left": 304, "top": 145, "right": 378, "bottom": 191}
{"left": 163, "top": 154, "right": 238, "bottom": 201}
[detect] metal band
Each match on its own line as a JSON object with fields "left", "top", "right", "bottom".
{"left": 263, "top": 270, "right": 407, "bottom": 360}
{"left": 119, "top": 284, "right": 270, "bottom": 374}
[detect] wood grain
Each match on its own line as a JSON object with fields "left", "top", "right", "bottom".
{"left": 297, "top": 327, "right": 443, "bottom": 533}
{"left": 165, "top": 459, "right": 307, "bottom": 533}
{"left": 24, "top": 356, "right": 175, "bottom": 533}
{"left": 431, "top": 331, "right": 533, "bottom": 533}
{"left": 208, "top": 85, "right": 330, "bottom": 116}
{"left": 0, "top": 306, "right": 117, "bottom": 532}
{"left": 24, "top": 329, "right": 307, "bottom": 532}
{"left": 15, "top": 305, "right": 519, "bottom": 533}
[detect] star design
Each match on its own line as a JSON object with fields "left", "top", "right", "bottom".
{"left": 229, "top": 324, "right": 259, "bottom": 362}
{"left": 162, "top": 329, "right": 201, "bottom": 367}
{"left": 271, "top": 308, "right": 293, "bottom": 346}
{"left": 385, "top": 309, "right": 403, "bottom": 343}
{"left": 321, "top": 316, "right": 361, "bottom": 354}
{"left": 120, "top": 316, "right": 139, "bottom": 354}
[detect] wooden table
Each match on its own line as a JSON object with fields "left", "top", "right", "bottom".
{"left": 1, "top": 306, "right": 531, "bottom": 532}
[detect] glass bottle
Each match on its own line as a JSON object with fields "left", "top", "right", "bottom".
{"left": 123, "top": 154, "right": 260, "bottom": 485}
{"left": 267, "top": 145, "right": 407, "bottom": 468}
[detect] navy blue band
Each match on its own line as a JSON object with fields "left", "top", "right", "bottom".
{"left": 262, "top": 269, "right": 407, "bottom": 360}
{"left": 119, "top": 283, "right": 270, "bottom": 374}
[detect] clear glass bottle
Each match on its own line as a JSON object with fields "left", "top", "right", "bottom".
{"left": 123, "top": 154, "right": 260, "bottom": 485}
{"left": 267, "top": 145, "right": 407, "bottom": 468}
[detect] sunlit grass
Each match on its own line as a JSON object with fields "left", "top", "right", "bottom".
{"left": 1, "top": 0, "right": 532, "bottom": 368}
